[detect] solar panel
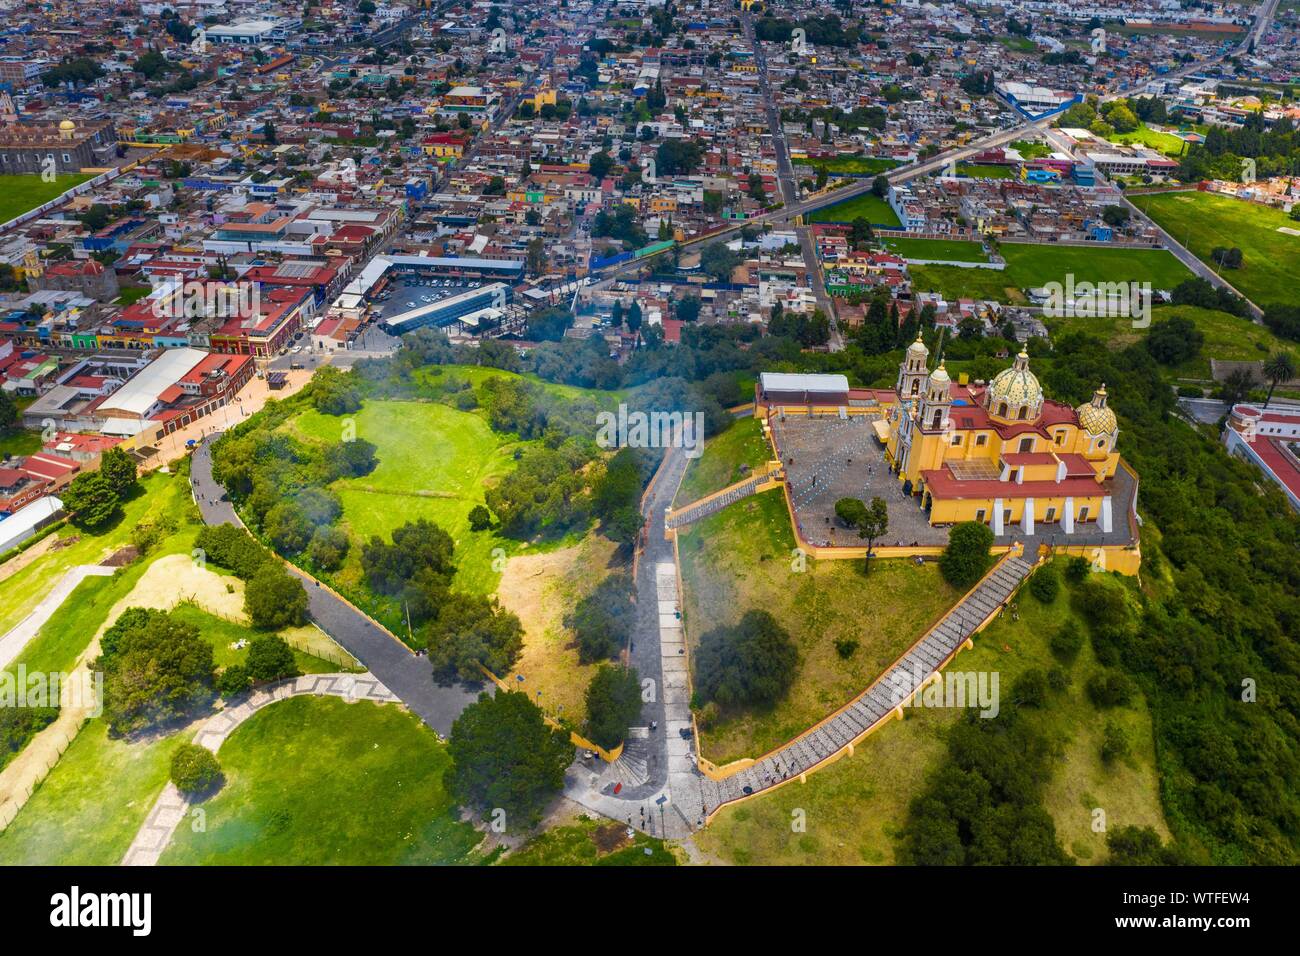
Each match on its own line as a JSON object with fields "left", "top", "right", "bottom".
{"left": 274, "top": 261, "right": 318, "bottom": 279}
{"left": 947, "top": 459, "right": 1000, "bottom": 481}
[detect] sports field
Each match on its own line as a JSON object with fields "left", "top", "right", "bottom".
{"left": 798, "top": 155, "right": 899, "bottom": 176}
{"left": 808, "top": 192, "right": 902, "bottom": 228}
{"left": 956, "top": 163, "right": 1016, "bottom": 180}
{"left": 1130, "top": 190, "right": 1300, "bottom": 306}
{"left": 908, "top": 243, "right": 1192, "bottom": 303}
{"left": 0, "top": 173, "right": 94, "bottom": 223}
{"left": 1108, "top": 123, "right": 1189, "bottom": 158}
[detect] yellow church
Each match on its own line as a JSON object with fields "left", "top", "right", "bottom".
{"left": 885, "top": 334, "right": 1126, "bottom": 538}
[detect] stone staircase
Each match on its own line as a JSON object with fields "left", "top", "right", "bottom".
{"left": 667, "top": 474, "right": 770, "bottom": 530}
{"left": 697, "top": 550, "right": 1037, "bottom": 816}
{"left": 610, "top": 728, "right": 652, "bottom": 788}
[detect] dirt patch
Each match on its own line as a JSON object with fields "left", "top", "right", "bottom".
{"left": 497, "top": 535, "right": 623, "bottom": 723}
{"left": 101, "top": 546, "right": 139, "bottom": 567}
{"left": 50, "top": 535, "right": 80, "bottom": 551}
{"left": 591, "top": 822, "right": 632, "bottom": 853}
{"left": 126, "top": 553, "right": 248, "bottom": 621}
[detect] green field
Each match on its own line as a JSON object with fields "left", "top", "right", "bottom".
{"left": 1109, "top": 123, "right": 1189, "bottom": 158}
{"left": 808, "top": 192, "right": 902, "bottom": 227}
{"left": 0, "top": 173, "right": 94, "bottom": 223}
{"left": 1046, "top": 303, "right": 1291, "bottom": 382}
{"left": 797, "top": 155, "right": 899, "bottom": 176}
{"left": 1011, "top": 139, "right": 1051, "bottom": 160}
{"left": 909, "top": 243, "right": 1192, "bottom": 303}
{"left": 880, "top": 237, "right": 989, "bottom": 263}
{"left": 163, "top": 696, "right": 484, "bottom": 865}
{"left": 1130, "top": 190, "right": 1300, "bottom": 306}
{"left": 696, "top": 562, "right": 1168, "bottom": 865}
{"left": 674, "top": 415, "right": 771, "bottom": 506}
{"left": 0, "top": 718, "right": 178, "bottom": 865}
{"left": 0, "top": 428, "right": 41, "bottom": 459}
{"left": 288, "top": 399, "right": 524, "bottom": 599}
{"left": 956, "top": 163, "right": 1016, "bottom": 180}
{"left": 678, "top": 491, "right": 959, "bottom": 764}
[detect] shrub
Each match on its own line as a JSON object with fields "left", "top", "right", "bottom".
{"left": 834, "top": 637, "right": 859, "bottom": 659}
{"left": 1049, "top": 620, "right": 1084, "bottom": 665}
{"left": 195, "top": 524, "right": 268, "bottom": 579}
{"left": 1086, "top": 670, "right": 1135, "bottom": 709}
{"left": 216, "top": 664, "right": 253, "bottom": 697}
{"left": 939, "top": 522, "right": 995, "bottom": 589}
{"left": 245, "top": 636, "right": 300, "bottom": 683}
{"left": 1101, "top": 720, "right": 1130, "bottom": 765}
{"left": 244, "top": 563, "right": 310, "bottom": 630}
{"left": 170, "top": 743, "right": 222, "bottom": 794}
{"left": 1046, "top": 666, "right": 1071, "bottom": 692}
{"left": 1028, "top": 564, "right": 1059, "bottom": 603}
{"left": 1013, "top": 668, "right": 1049, "bottom": 707}
{"left": 694, "top": 610, "right": 798, "bottom": 710}
{"left": 468, "top": 505, "right": 493, "bottom": 532}
{"left": 96, "top": 608, "right": 215, "bottom": 735}
{"left": 1064, "top": 556, "right": 1090, "bottom": 583}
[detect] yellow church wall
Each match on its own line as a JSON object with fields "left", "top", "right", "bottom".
{"left": 926, "top": 493, "right": 1107, "bottom": 528}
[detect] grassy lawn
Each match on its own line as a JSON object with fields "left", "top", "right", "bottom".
{"left": 501, "top": 814, "right": 676, "bottom": 865}
{"left": 1046, "top": 303, "right": 1290, "bottom": 381}
{"left": 809, "top": 192, "right": 902, "bottom": 227}
{"left": 0, "top": 718, "right": 179, "bottom": 865}
{"left": 956, "top": 163, "right": 1016, "bottom": 180}
{"left": 167, "top": 604, "right": 348, "bottom": 675}
{"left": 696, "top": 561, "right": 1167, "bottom": 865}
{"left": 113, "top": 285, "right": 153, "bottom": 306}
{"left": 287, "top": 399, "right": 523, "bottom": 600}
{"left": 1012, "top": 139, "right": 1051, "bottom": 159}
{"left": 1130, "top": 190, "right": 1300, "bottom": 306}
{"left": 0, "top": 173, "right": 94, "bottom": 223}
{"left": 1109, "top": 123, "right": 1189, "bottom": 158}
{"left": 678, "top": 491, "right": 959, "bottom": 764}
{"left": 0, "top": 428, "right": 41, "bottom": 459}
{"left": 910, "top": 243, "right": 1191, "bottom": 303}
{"left": 162, "top": 696, "right": 485, "bottom": 865}
{"left": 674, "top": 415, "right": 771, "bottom": 506}
{"left": 798, "top": 155, "right": 899, "bottom": 176}
{"left": 880, "top": 237, "right": 989, "bottom": 263}
{"left": 0, "top": 470, "right": 196, "bottom": 639}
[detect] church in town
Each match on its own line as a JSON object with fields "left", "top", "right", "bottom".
{"left": 885, "top": 334, "right": 1124, "bottom": 537}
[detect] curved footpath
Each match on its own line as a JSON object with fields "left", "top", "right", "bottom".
{"left": 123, "top": 672, "right": 398, "bottom": 865}
{"left": 190, "top": 437, "right": 479, "bottom": 735}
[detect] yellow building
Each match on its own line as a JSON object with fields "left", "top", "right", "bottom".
{"left": 885, "top": 336, "right": 1126, "bottom": 537}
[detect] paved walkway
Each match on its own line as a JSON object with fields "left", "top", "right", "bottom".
{"left": 122, "top": 672, "right": 398, "bottom": 866}
{"left": 696, "top": 550, "right": 1037, "bottom": 818}
{"left": 191, "top": 437, "right": 480, "bottom": 735}
{"left": 0, "top": 564, "right": 116, "bottom": 671}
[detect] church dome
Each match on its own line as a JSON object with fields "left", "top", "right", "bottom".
{"left": 58, "top": 119, "right": 75, "bottom": 131}
{"left": 1077, "top": 384, "right": 1117, "bottom": 435}
{"left": 987, "top": 348, "right": 1042, "bottom": 412}
{"left": 929, "top": 360, "right": 950, "bottom": 385}
{"left": 906, "top": 332, "right": 928, "bottom": 356}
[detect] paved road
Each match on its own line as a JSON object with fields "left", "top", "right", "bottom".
{"left": 190, "top": 437, "right": 480, "bottom": 736}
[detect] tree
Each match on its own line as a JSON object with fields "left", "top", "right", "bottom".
{"left": 170, "top": 744, "right": 222, "bottom": 794}
{"left": 1101, "top": 720, "right": 1130, "bottom": 765}
{"left": 426, "top": 592, "right": 523, "bottom": 682}
{"left": 244, "top": 563, "right": 310, "bottom": 630}
{"left": 97, "top": 446, "right": 138, "bottom": 497}
{"left": 857, "top": 496, "right": 889, "bottom": 563}
{"left": 1086, "top": 670, "right": 1135, "bottom": 709}
{"left": 445, "top": 691, "right": 573, "bottom": 829}
{"left": 872, "top": 175, "right": 889, "bottom": 198}
{"left": 97, "top": 608, "right": 215, "bottom": 735}
{"left": 246, "top": 635, "right": 300, "bottom": 683}
{"left": 693, "top": 609, "right": 798, "bottom": 710}
{"left": 361, "top": 519, "right": 454, "bottom": 595}
{"left": 0, "top": 391, "right": 16, "bottom": 432}
{"left": 566, "top": 573, "right": 634, "bottom": 663}
{"left": 306, "top": 525, "right": 349, "bottom": 570}
{"left": 468, "top": 505, "right": 493, "bottom": 531}
{"left": 1049, "top": 620, "right": 1084, "bottom": 665}
{"left": 939, "top": 521, "right": 994, "bottom": 588}
{"left": 1262, "top": 351, "right": 1296, "bottom": 407}
{"left": 196, "top": 524, "right": 267, "bottom": 579}
{"left": 583, "top": 664, "right": 641, "bottom": 750}
{"left": 1106, "top": 825, "right": 1183, "bottom": 865}
{"left": 1028, "top": 563, "right": 1060, "bottom": 603}
{"left": 61, "top": 471, "right": 122, "bottom": 528}
{"left": 262, "top": 120, "right": 277, "bottom": 145}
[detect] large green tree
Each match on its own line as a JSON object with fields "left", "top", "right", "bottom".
{"left": 445, "top": 691, "right": 573, "bottom": 829}
{"left": 583, "top": 665, "right": 642, "bottom": 751}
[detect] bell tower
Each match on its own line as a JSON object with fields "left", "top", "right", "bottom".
{"left": 896, "top": 331, "right": 930, "bottom": 400}
{"left": 920, "top": 361, "right": 953, "bottom": 432}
